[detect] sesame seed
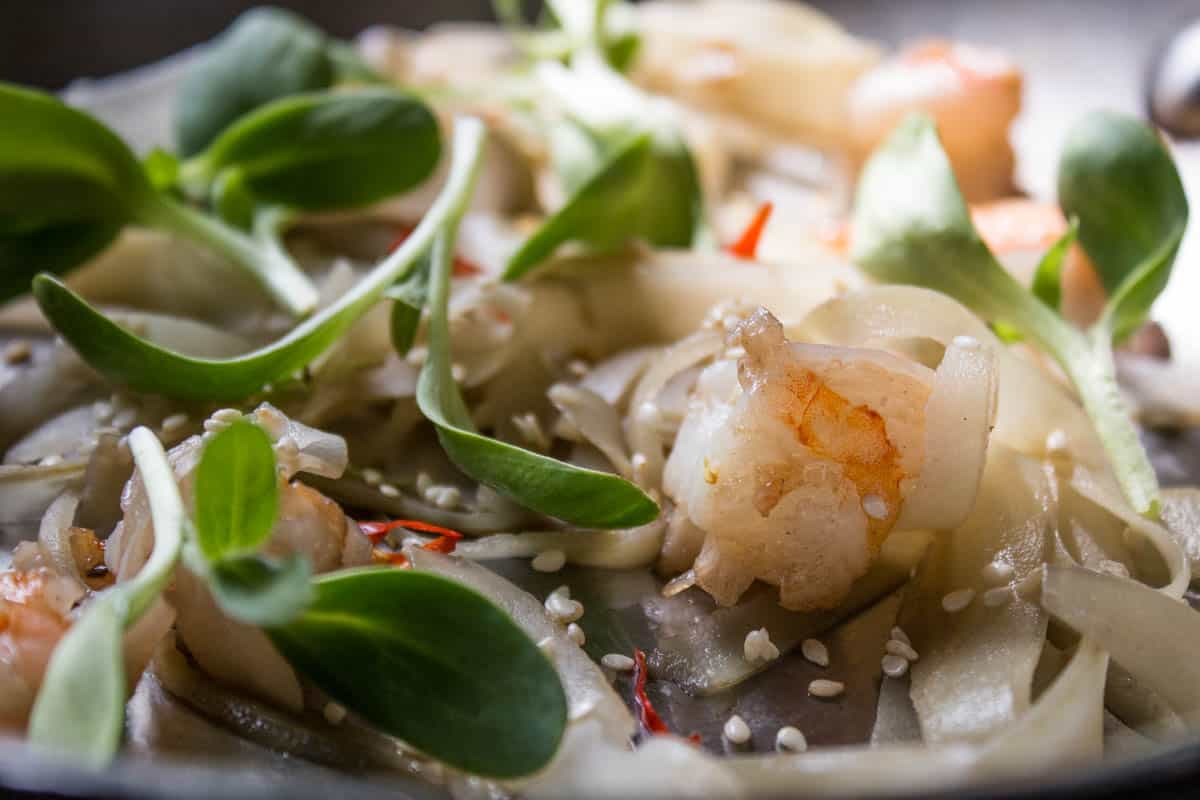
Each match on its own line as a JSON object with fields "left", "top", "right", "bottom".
{"left": 213, "top": 408, "right": 242, "bottom": 423}
{"left": 361, "top": 468, "right": 383, "bottom": 486}
{"left": 451, "top": 363, "right": 466, "bottom": 382}
{"left": 512, "top": 412, "right": 550, "bottom": 451}
{"left": 532, "top": 549, "right": 567, "bottom": 573}
{"left": 885, "top": 639, "right": 919, "bottom": 662}
{"left": 1045, "top": 429, "right": 1069, "bottom": 454}
{"left": 111, "top": 409, "right": 137, "bottom": 430}
{"left": 636, "top": 402, "right": 662, "bottom": 426}
{"left": 890, "top": 626, "right": 911, "bottom": 646}
{"left": 405, "top": 346, "right": 428, "bottom": 367}
{"left": 38, "top": 454, "right": 63, "bottom": 467}
{"left": 378, "top": 483, "right": 400, "bottom": 498}
{"left": 631, "top": 452, "right": 648, "bottom": 470}
{"left": 743, "top": 628, "right": 780, "bottom": 663}
{"left": 323, "top": 702, "right": 347, "bottom": 725}
{"left": 981, "top": 559, "right": 1015, "bottom": 585}
{"left": 723, "top": 714, "right": 751, "bottom": 744}
{"left": 3, "top": 340, "right": 32, "bottom": 365}
{"left": 566, "top": 623, "right": 586, "bottom": 646}
{"left": 801, "top": 638, "right": 829, "bottom": 667}
{"left": 952, "top": 335, "right": 980, "bottom": 350}
{"left": 92, "top": 401, "right": 114, "bottom": 422}
{"left": 808, "top": 679, "right": 844, "bottom": 698}
{"left": 601, "top": 653, "right": 634, "bottom": 671}
{"left": 545, "top": 586, "right": 584, "bottom": 623}
{"left": 775, "top": 726, "right": 807, "bottom": 753}
{"left": 982, "top": 586, "right": 1013, "bottom": 607}
{"left": 942, "top": 588, "right": 976, "bottom": 613}
{"left": 862, "top": 494, "right": 889, "bottom": 520}
{"left": 428, "top": 485, "right": 462, "bottom": 509}
{"left": 881, "top": 654, "right": 909, "bottom": 678}
{"left": 416, "top": 472, "right": 433, "bottom": 494}
{"left": 567, "top": 359, "right": 591, "bottom": 378}
{"left": 161, "top": 413, "right": 188, "bottom": 433}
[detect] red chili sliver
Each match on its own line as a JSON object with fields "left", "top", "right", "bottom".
{"left": 388, "top": 225, "right": 483, "bottom": 276}
{"left": 358, "top": 519, "right": 464, "bottom": 556}
{"left": 726, "top": 202, "right": 774, "bottom": 260}
{"left": 632, "top": 648, "right": 670, "bottom": 736}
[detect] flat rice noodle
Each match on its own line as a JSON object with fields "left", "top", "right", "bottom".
{"left": 548, "top": 383, "right": 633, "bottom": 477}
{"left": 796, "top": 286, "right": 1105, "bottom": 469}
{"left": 455, "top": 518, "right": 666, "bottom": 570}
{"left": 0, "top": 343, "right": 101, "bottom": 456}
{"left": 5, "top": 406, "right": 100, "bottom": 466}
{"left": 902, "top": 444, "right": 1055, "bottom": 743}
{"left": 1041, "top": 566, "right": 1200, "bottom": 727}
{"left": 0, "top": 461, "right": 87, "bottom": 530}
{"left": 896, "top": 335, "right": 997, "bottom": 531}
{"left": 36, "top": 490, "right": 84, "bottom": 592}
{"left": 1158, "top": 487, "right": 1200, "bottom": 582}
{"left": 649, "top": 530, "right": 930, "bottom": 694}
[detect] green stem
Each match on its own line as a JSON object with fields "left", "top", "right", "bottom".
{"left": 137, "top": 193, "right": 318, "bottom": 317}
{"left": 1007, "top": 284, "right": 1160, "bottom": 516}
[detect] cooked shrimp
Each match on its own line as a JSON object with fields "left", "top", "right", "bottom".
{"left": 849, "top": 39, "right": 1021, "bottom": 202}
{"left": 663, "top": 308, "right": 934, "bottom": 611}
{"left": 0, "top": 568, "right": 79, "bottom": 728}
{"left": 970, "top": 199, "right": 1107, "bottom": 327}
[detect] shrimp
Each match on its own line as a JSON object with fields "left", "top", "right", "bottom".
{"left": 101, "top": 404, "right": 372, "bottom": 711}
{"left": 0, "top": 568, "right": 79, "bottom": 728}
{"left": 663, "top": 308, "right": 936, "bottom": 611}
{"left": 849, "top": 39, "right": 1022, "bottom": 202}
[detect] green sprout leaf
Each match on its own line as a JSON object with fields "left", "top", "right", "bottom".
{"left": 29, "top": 428, "right": 184, "bottom": 766}
{"left": 208, "top": 553, "right": 314, "bottom": 627}
{"left": 419, "top": 225, "right": 659, "bottom": 527}
{"left": 852, "top": 113, "right": 1179, "bottom": 516}
{"left": 194, "top": 419, "right": 279, "bottom": 561}
{"left": 174, "top": 7, "right": 336, "bottom": 157}
{"left": 267, "top": 568, "right": 567, "bottom": 778}
{"left": 1031, "top": 220, "right": 1077, "bottom": 311}
{"left": 182, "top": 89, "right": 441, "bottom": 215}
{"left": 32, "top": 118, "right": 488, "bottom": 401}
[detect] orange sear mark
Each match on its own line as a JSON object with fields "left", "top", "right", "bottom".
{"left": 781, "top": 367, "right": 905, "bottom": 551}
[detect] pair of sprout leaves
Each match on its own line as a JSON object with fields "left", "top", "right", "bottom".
{"left": 29, "top": 415, "right": 567, "bottom": 778}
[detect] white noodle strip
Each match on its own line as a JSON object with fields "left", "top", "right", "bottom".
{"left": 548, "top": 384, "right": 633, "bottom": 477}
{"left": 626, "top": 331, "right": 724, "bottom": 490}
{"left": 37, "top": 490, "right": 83, "bottom": 591}
{"left": 453, "top": 519, "right": 666, "bottom": 570}
{"left": 897, "top": 335, "right": 997, "bottom": 530}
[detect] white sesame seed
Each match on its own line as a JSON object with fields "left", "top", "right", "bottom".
{"left": 630, "top": 452, "right": 648, "bottom": 470}
{"left": 428, "top": 485, "right": 462, "bottom": 509}
{"left": 1045, "top": 429, "right": 1069, "bottom": 454}
{"left": 38, "top": 454, "right": 63, "bottom": 467}
{"left": 942, "top": 588, "right": 976, "bottom": 613}
{"left": 723, "top": 714, "right": 751, "bottom": 744}
{"left": 801, "top": 638, "right": 829, "bottom": 667}
{"left": 532, "top": 549, "right": 567, "bottom": 573}
{"left": 981, "top": 559, "right": 1015, "bottom": 585}
{"left": 451, "top": 363, "right": 467, "bottom": 382}
{"left": 416, "top": 472, "right": 433, "bottom": 494}
{"left": 566, "top": 623, "right": 586, "bottom": 646}
{"left": 885, "top": 640, "right": 919, "bottom": 662}
{"left": 743, "top": 628, "right": 780, "bottom": 663}
{"left": 323, "top": 702, "right": 347, "bottom": 725}
{"left": 3, "top": 340, "right": 32, "bottom": 365}
{"left": 890, "top": 626, "right": 911, "bottom": 646}
{"left": 545, "top": 586, "right": 584, "bottom": 623}
{"left": 361, "top": 468, "right": 383, "bottom": 486}
{"left": 862, "top": 494, "right": 889, "bottom": 520}
{"left": 601, "top": 653, "right": 634, "bottom": 671}
{"left": 982, "top": 586, "right": 1013, "bottom": 607}
{"left": 881, "top": 654, "right": 909, "bottom": 678}
{"left": 808, "top": 679, "right": 844, "bottom": 698}
{"left": 775, "top": 726, "right": 807, "bottom": 753}
{"left": 378, "top": 483, "right": 400, "bottom": 498}
{"left": 213, "top": 408, "right": 242, "bottom": 423}
{"left": 636, "top": 402, "right": 663, "bottom": 426}
{"left": 567, "top": 359, "right": 591, "bottom": 378}
{"left": 161, "top": 413, "right": 188, "bottom": 433}
{"left": 111, "top": 409, "right": 138, "bottom": 430}
{"left": 952, "top": 335, "right": 980, "bottom": 350}
{"left": 92, "top": 401, "right": 114, "bottom": 422}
